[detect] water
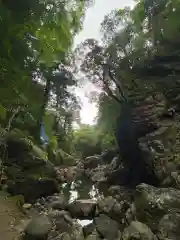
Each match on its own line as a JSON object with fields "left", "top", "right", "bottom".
{"left": 60, "top": 178, "right": 100, "bottom": 203}
{"left": 59, "top": 175, "right": 110, "bottom": 226}
{"left": 77, "top": 219, "right": 93, "bottom": 226}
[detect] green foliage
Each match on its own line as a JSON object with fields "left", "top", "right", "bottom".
{"left": 73, "top": 0, "right": 180, "bottom": 147}
{"left": 72, "top": 125, "right": 101, "bottom": 158}
{"left": 72, "top": 124, "right": 117, "bottom": 158}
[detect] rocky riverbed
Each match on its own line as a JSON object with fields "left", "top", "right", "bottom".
{"left": 2, "top": 130, "right": 180, "bottom": 239}
{"left": 15, "top": 180, "right": 180, "bottom": 240}
{"left": 9, "top": 151, "right": 180, "bottom": 240}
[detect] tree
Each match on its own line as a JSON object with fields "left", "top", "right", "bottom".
{"left": 0, "top": 0, "right": 92, "bottom": 141}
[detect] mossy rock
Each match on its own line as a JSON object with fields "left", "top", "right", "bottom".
{"left": 55, "top": 149, "right": 75, "bottom": 166}
{"left": 7, "top": 178, "right": 59, "bottom": 202}
{"left": 3, "top": 130, "right": 56, "bottom": 199}
{"left": 4, "top": 130, "right": 47, "bottom": 166}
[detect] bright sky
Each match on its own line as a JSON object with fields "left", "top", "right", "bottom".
{"left": 74, "top": 0, "right": 135, "bottom": 125}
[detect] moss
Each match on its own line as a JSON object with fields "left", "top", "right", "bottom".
{"left": 56, "top": 149, "right": 75, "bottom": 166}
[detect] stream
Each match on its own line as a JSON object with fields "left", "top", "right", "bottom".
{"left": 58, "top": 176, "right": 109, "bottom": 226}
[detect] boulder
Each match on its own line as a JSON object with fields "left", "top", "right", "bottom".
{"left": 55, "top": 150, "right": 75, "bottom": 166}
{"left": 122, "top": 221, "right": 157, "bottom": 240}
{"left": 84, "top": 155, "right": 103, "bottom": 169}
{"left": 55, "top": 218, "right": 72, "bottom": 235}
{"left": 134, "top": 183, "right": 180, "bottom": 231}
{"left": 83, "top": 223, "right": 95, "bottom": 237}
{"left": 56, "top": 167, "right": 77, "bottom": 183}
{"left": 108, "top": 185, "right": 134, "bottom": 202}
{"left": 48, "top": 210, "right": 73, "bottom": 225}
{"left": 161, "top": 171, "right": 180, "bottom": 189}
{"left": 71, "top": 221, "right": 84, "bottom": 240}
{"left": 24, "top": 215, "right": 52, "bottom": 239}
{"left": 94, "top": 214, "right": 119, "bottom": 240}
{"left": 86, "top": 232, "right": 101, "bottom": 240}
{"left": 85, "top": 166, "right": 107, "bottom": 183}
{"left": 96, "top": 196, "right": 116, "bottom": 215}
{"left": 96, "top": 196, "right": 129, "bottom": 226}
{"left": 68, "top": 199, "right": 96, "bottom": 219}
{"left": 4, "top": 130, "right": 48, "bottom": 168}
{"left": 23, "top": 203, "right": 32, "bottom": 210}
{"left": 57, "top": 233, "right": 71, "bottom": 240}
{"left": 101, "top": 149, "right": 119, "bottom": 164}
{"left": 157, "top": 212, "right": 180, "bottom": 240}
{"left": 49, "top": 195, "right": 67, "bottom": 210}
{"left": 3, "top": 130, "right": 58, "bottom": 202}
{"left": 7, "top": 178, "right": 59, "bottom": 202}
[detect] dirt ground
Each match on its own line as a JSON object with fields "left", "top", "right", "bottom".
{"left": 0, "top": 193, "right": 26, "bottom": 240}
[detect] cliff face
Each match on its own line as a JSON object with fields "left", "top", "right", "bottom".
{"left": 113, "top": 91, "right": 180, "bottom": 187}
{"left": 135, "top": 93, "right": 180, "bottom": 185}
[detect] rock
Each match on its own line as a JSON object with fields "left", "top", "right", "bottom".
{"left": 96, "top": 196, "right": 116, "bottom": 215}
{"left": 4, "top": 130, "right": 55, "bottom": 175}
{"left": 55, "top": 149, "right": 75, "bottom": 167}
{"left": 108, "top": 186, "right": 122, "bottom": 196}
{"left": 49, "top": 196, "right": 67, "bottom": 210}
{"left": 56, "top": 233, "right": 71, "bottom": 240}
{"left": 68, "top": 199, "right": 96, "bottom": 219}
{"left": 7, "top": 178, "right": 59, "bottom": 202}
{"left": 125, "top": 205, "right": 136, "bottom": 225}
{"left": 96, "top": 196, "right": 129, "bottom": 226}
{"left": 84, "top": 155, "right": 103, "bottom": 169}
{"left": 55, "top": 218, "right": 72, "bottom": 234}
{"left": 83, "top": 223, "right": 95, "bottom": 237}
{"left": 71, "top": 221, "right": 84, "bottom": 240}
{"left": 48, "top": 210, "right": 73, "bottom": 226}
{"left": 48, "top": 230, "right": 59, "bottom": 239}
{"left": 134, "top": 183, "right": 180, "bottom": 231}
{"left": 23, "top": 203, "right": 32, "bottom": 210}
{"left": 161, "top": 171, "right": 180, "bottom": 189}
{"left": 25, "top": 215, "right": 52, "bottom": 239}
{"left": 101, "top": 149, "right": 119, "bottom": 164}
{"left": 56, "top": 167, "right": 76, "bottom": 183}
{"left": 15, "top": 219, "right": 31, "bottom": 234}
{"left": 108, "top": 185, "right": 134, "bottom": 202}
{"left": 122, "top": 221, "right": 157, "bottom": 240}
{"left": 157, "top": 212, "right": 180, "bottom": 240}
{"left": 86, "top": 234, "right": 100, "bottom": 240}
{"left": 94, "top": 214, "right": 119, "bottom": 240}
{"left": 4, "top": 130, "right": 57, "bottom": 199}
{"left": 85, "top": 167, "right": 107, "bottom": 183}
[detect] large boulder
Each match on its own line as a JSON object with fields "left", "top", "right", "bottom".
{"left": 68, "top": 199, "right": 96, "bottom": 219}
{"left": 156, "top": 212, "right": 180, "bottom": 240}
{"left": 54, "top": 149, "right": 76, "bottom": 167}
{"left": 83, "top": 155, "right": 103, "bottom": 169}
{"left": 4, "top": 130, "right": 56, "bottom": 179}
{"left": 2, "top": 130, "right": 59, "bottom": 201}
{"left": 7, "top": 178, "right": 59, "bottom": 202}
{"left": 4, "top": 130, "right": 48, "bottom": 168}
{"left": 48, "top": 195, "right": 67, "bottom": 210}
{"left": 94, "top": 214, "right": 119, "bottom": 240}
{"left": 56, "top": 166, "right": 77, "bottom": 183}
{"left": 134, "top": 183, "right": 180, "bottom": 231}
{"left": 96, "top": 196, "right": 130, "bottom": 229}
{"left": 24, "top": 215, "right": 52, "bottom": 239}
{"left": 101, "top": 149, "right": 119, "bottom": 164}
{"left": 122, "top": 221, "right": 157, "bottom": 240}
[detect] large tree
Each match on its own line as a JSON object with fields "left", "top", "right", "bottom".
{"left": 0, "top": 0, "right": 92, "bottom": 141}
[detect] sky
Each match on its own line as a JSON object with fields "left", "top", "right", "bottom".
{"left": 74, "top": 0, "right": 135, "bottom": 125}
